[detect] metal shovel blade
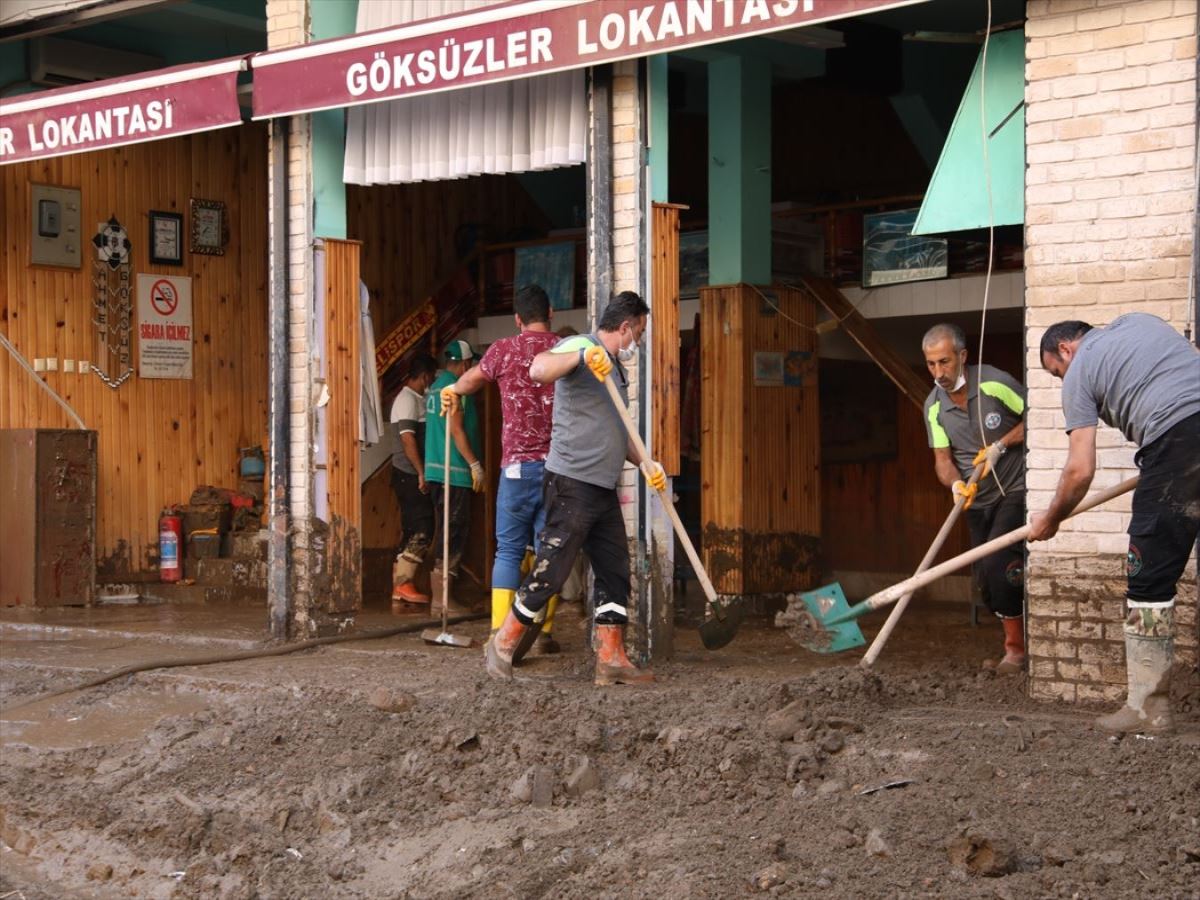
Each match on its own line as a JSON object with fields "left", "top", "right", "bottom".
{"left": 699, "top": 599, "right": 744, "bottom": 650}
{"left": 421, "top": 628, "right": 476, "bottom": 649}
{"left": 794, "top": 583, "right": 865, "bottom": 653}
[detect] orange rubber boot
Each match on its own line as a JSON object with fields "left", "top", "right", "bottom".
{"left": 995, "top": 617, "right": 1026, "bottom": 675}
{"left": 485, "top": 610, "right": 527, "bottom": 682}
{"left": 594, "top": 624, "right": 654, "bottom": 686}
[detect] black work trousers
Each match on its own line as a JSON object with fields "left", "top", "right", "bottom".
{"left": 1127, "top": 412, "right": 1200, "bottom": 604}
{"left": 390, "top": 468, "right": 433, "bottom": 563}
{"left": 428, "top": 481, "right": 472, "bottom": 577}
{"left": 512, "top": 472, "right": 630, "bottom": 625}
{"left": 966, "top": 489, "right": 1026, "bottom": 619}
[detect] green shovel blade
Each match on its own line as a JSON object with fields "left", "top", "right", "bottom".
{"left": 800, "top": 584, "right": 865, "bottom": 653}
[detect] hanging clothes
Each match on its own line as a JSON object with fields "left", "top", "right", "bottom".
{"left": 359, "top": 281, "right": 384, "bottom": 445}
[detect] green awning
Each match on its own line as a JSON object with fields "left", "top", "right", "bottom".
{"left": 912, "top": 29, "right": 1024, "bottom": 235}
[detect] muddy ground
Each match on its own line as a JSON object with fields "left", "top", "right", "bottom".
{"left": 2, "top": 601, "right": 1198, "bottom": 899}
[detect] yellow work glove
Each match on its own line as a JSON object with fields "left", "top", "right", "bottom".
{"left": 469, "top": 461, "right": 485, "bottom": 493}
{"left": 972, "top": 442, "right": 1006, "bottom": 478}
{"left": 583, "top": 345, "right": 612, "bottom": 382}
{"left": 440, "top": 385, "right": 460, "bottom": 415}
{"left": 640, "top": 460, "right": 667, "bottom": 493}
{"left": 952, "top": 480, "right": 978, "bottom": 511}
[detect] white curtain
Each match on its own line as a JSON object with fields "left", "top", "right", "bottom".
{"left": 343, "top": 0, "right": 587, "bottom": 185}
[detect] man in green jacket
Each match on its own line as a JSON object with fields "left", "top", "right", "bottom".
{"left": 425, "top": 339, "right": 484, "bottom": 610}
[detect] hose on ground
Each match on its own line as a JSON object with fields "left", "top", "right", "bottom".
{"left": 0, "top": 612, "right": 488, "bottom": 714}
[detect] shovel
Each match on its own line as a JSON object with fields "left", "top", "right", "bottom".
{"left": 826, "top": 475, "right": 1139, "bottom": 627}
{"left": 859, "top": 461, "right": 985, "bottom": 666}
{"left": 599, "top": 375, "right": 739, "bottom": 650}
{"left": 422, "top": 402, "right": 475, "bottom": 649}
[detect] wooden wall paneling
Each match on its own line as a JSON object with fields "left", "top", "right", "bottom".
{"left": 651, "top": 203, "right": 682, "bottom": 476}
{"left": 700, "top": 285, "right": 746, "bottom": 594}
{"left": 323, "top": 238, "right": 363, "bottom": 613}
{"left": 699, "top": 284, "right": 821, "bottom": 596}
{"left": 347, "top": 173, "right": 554, "bottom": 341}
{"left": 740, "top": 285, "right": 820, "bottom": 594}
{"left": 0, "top": 127, "right": 271, "bottom": 575}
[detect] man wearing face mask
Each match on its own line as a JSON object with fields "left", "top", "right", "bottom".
{"left": 922, "top": 323, "right": 1027, "bottom": 673}
{"left": 486, "top": 291, "right": 665, "bottom": 686}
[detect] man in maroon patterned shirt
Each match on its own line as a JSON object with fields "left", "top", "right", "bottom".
{"left": 444, "top": 284, "right": 563, "bottom": 651}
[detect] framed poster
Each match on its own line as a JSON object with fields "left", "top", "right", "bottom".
{"left": 862, "top": 207, "right": 947, "bottom": 287}
{"left": 190, "top": 198, "right": 228, "bottom": 256}
{"left": 514, "top": 242, "right": 575, "bottom": 310}
{"left": 753, "top": 351, "right": 784, "bottom": 387}
{"left": 137, "top": 274, "right": 193, "bottom": 379}
{"left": 149, "top": 211, "right": 183, "bottom": 265}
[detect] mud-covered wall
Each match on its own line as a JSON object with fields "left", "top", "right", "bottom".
{"left": 1, "top": 127, "right": 270, "bottom": 575}
{"left": 1024, "top": 0, "right": 1198, "bottom": 701}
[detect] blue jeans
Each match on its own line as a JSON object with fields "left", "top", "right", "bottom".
{"left": 493, "top": 460, "right": 547, "bottom": 590}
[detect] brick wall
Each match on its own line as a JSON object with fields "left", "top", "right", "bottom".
{"left": 1024, "top": 0, "right": 1197, "bottom": 702}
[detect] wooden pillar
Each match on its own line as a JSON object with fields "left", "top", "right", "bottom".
{"left": 700, "top": 284, "right": 820, "bottom": 596}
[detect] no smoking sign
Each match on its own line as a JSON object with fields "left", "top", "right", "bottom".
{"left": 150, "top": 278, "right": 179, "bottom": 316}
{"left": 137, "top": 274, "right": 192, "bottom": 379}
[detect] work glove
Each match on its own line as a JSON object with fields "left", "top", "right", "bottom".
{"left": 470, "top": 461, "right": 485, "bottom": 493}
{"left": 583, "top": 345, "right": 612, "bottom": 382}
{"left": 952, "top": 480, "right": 978, "bottom": 511}
{"left": 640, "top": 460, "right": 667, "bottom": 493}
{"left": 972, "top": 442, "right": 1006, "bottom": 478}
{"left": 440, "top": 385, "right": 460, "bottom": 415}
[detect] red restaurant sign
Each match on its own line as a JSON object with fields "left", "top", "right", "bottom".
{"left": 0, "top": 57, "right": 245, "bottom": 165}
{"left": 252, "top": 0, "right": 927, "bottom": 119}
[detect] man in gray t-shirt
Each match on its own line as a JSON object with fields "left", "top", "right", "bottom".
{"left": 1032, "top": 314, "right": 1200, "bottom": 735}
{"left": 485, "top": 292, "right": 666, "bottom": 688}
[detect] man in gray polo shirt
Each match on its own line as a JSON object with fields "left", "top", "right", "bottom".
{"left": 922, "top": 323, "right": 1027, "bottom": 674}
{"left": 1031, "top": 313, "right": 1200, "bottom": 734}
{"left": 486, "top": 291, "right": 667, "bottom": 687}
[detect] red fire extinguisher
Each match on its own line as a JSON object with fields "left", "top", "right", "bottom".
{"left": 159, "top": 509, "right": 182, "bottom": 583}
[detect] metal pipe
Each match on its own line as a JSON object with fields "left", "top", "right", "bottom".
{"left": 267, "top": 116, "right": 291, "bottom": 642}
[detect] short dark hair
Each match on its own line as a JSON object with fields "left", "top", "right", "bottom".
{"left": 407, "top": 354, "right": 437, "bottom": 381}
{"left": 514, "top": 284, "right": 551, "bottom": 325}
{"left": 598, "top": 291, "right": 650, "bottom": 332}
{"left": 1040, "top": 321, "right": 1093, "bottom": 358}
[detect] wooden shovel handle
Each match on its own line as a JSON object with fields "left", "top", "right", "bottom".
{"left": 601, "top": 375, "right": 720, "bottom": 607}
{"left": 861, "top": 462, "right": 986, "bottom": 668}
{"left": 861, "top": 475, "right": 1139, "bottom": 613}
{"left": 443, "top": 406, "right": 452, "bottom": 631}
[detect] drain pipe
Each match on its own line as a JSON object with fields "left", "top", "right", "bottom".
{"left": 267, "top": 117, "right": 291, "bottom": 642}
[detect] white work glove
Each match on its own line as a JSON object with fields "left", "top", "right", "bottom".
{"left": 469, "top": 461, "right": 485, "bottom": 493}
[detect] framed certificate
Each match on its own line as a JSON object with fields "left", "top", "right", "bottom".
{"left": 189, "top": 198, "right": 228, "bottom": 256}
{"left": 148, "top": 210, "right": 183, "bottom": 265}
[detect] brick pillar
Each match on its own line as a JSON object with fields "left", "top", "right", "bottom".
{"left": 267, "top": 0, "right": 321, "bottom": 637}
{"left": 1024, "top": 0, "right": 1197, "bottom": 702}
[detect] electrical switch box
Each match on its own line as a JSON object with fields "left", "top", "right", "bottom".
{"left": 30, "top": 184, "right": 82, "bottom": 268}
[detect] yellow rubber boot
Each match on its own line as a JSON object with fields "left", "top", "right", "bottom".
{"left": 491, "top": 588, "right": 515, "bottom": 633}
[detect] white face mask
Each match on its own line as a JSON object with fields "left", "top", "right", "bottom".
{"left": 617, "top": 329, "right": 639, "bottom": 362}
{"left": 951, "top": 372, "right": 966, "bottom": 392}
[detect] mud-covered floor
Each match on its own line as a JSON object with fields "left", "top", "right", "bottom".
{"left": 2, "top": 598, "right": 1198, "bottom": 899}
